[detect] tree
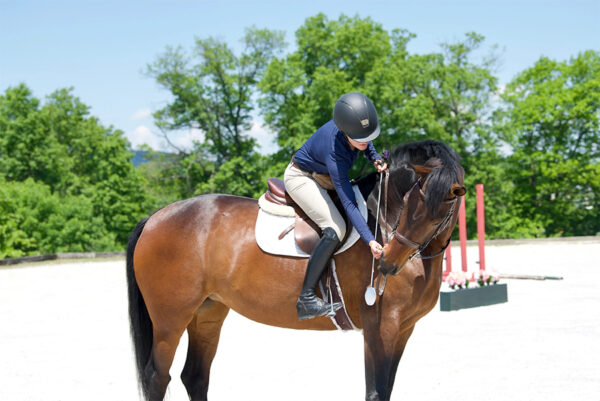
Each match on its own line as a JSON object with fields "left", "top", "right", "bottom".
{"left": 497, "top": 51, "right": 600, "bottom": 236}
{"left": 259, "top": 16, "right": 500, "bottom": 180}
{"left": 259, "top": 14, "right": 394, "bottom": 176}
{"left": 0, "top": 178, "right": 119, "bottom": 258}
{"left": 259, "top": 16, "right": 511, "bottom": 239}
{"left": 0, "top": 84, "right": 68, "bottom": 187}
{"left": 0, "top": 84, "right": 153, "bottom": 252}
{"left": 145, "top": 27, "right": 285, "bottom": 198}
{"left": 366, "top": 32, "right": 499, "bottom": 155}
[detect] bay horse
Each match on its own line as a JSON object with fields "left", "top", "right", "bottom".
{"left": 126, "top": 139, "right": 465, "bottom": 401}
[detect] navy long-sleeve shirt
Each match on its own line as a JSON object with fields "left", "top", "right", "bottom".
{"left": 293, "top": 120, "right": 381, "bottom": 244}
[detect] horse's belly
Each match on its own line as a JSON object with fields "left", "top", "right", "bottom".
{"left": 207, "top": 248, "right": 336, "bottom": 331}
{"left": 208, "top": 292, "right": 336, "bottom": 331}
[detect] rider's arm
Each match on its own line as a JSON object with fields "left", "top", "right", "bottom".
{"left": 327, "top": 144, "right": 375, "bottom": 245}
{"left": 364, "top": 142, "right": 382, "bottom": 163}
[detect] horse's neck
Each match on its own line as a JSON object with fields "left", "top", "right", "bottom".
{"left": 334, "top": 240, "right": 373, "bottom": 293}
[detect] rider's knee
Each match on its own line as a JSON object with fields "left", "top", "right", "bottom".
{"left": 325, "top": 223, "right": 344, "bottom": 242}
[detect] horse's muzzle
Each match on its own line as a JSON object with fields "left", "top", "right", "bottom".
{"left": 378, "top": 255, "right": 402, "bottom": 276}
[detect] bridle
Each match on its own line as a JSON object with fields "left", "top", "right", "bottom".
{"left": 371, "top": 168, "right": 460, "bottom": 298}
{"left": 380, "top": 171, "right": 459, "bottom": 263}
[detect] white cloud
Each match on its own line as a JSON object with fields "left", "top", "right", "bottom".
{"left": 171, "top": 127, "right": 204, "bottom": 151}
{"left": 490, "top": 84, "right": 507, "bottom": 112}
{"left": 126, "top": 125, "right": 162, "bottom": 150}
{"left": 127, "top": 121, "right": 278, "bottom": 154}
{"left": 126, "top": 125, "right": 205, "bottom": 151}
{"left": 130, "top": 108, "right": 152, "bottom": 121}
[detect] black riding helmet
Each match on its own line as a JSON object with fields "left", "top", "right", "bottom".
{"left": 333, "top": 92, "right": 380, "bottom": 143}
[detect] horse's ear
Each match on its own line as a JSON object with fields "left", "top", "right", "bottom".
{"left": 451, "top": 184, "right": 466, "bottom": 197}
{"left": 411, "top": 164, "right": 432, "bottom": 181}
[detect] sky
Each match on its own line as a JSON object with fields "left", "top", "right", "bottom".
{"left": 1, "top": 0, "right": 598, "bottom": 153}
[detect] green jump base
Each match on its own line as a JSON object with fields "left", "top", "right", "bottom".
{"left": 440, "top": 283, "right": 508, "bottom": 311}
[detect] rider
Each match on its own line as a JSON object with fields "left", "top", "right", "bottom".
{"left": 284, "top": 92, "right": 388, "bottom": 321}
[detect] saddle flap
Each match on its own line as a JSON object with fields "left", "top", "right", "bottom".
{"left": 294, "top": 215, "right": 322, "bottom": 254}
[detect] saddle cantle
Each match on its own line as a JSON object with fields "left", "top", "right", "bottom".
{"left": 265, "top": 177, "right": 293, "bottom": 205}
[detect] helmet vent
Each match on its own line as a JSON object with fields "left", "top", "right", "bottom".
{"left": 360, "top": 119, "right": 370, "bottom": 128}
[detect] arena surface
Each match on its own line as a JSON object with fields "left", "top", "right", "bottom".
{"left": 1, "top": 239, "right": 599, "bottom": 401}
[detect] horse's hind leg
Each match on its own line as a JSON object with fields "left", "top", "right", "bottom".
{"left": 181, "top": 298, "right": 230, "bottom": 401}
{"left": 145, "top": 318, "right": 190, "bottom": 401}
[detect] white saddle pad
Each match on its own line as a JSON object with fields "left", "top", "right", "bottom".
{"left": 255, "top": 186, "right": 367, "bottom": 257}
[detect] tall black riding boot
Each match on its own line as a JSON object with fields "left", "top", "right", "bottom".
{"left": 296, "top": 227, "right": 343, "bottom": 320}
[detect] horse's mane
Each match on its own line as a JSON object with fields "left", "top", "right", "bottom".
{"left": 388, "top": 140, "right": 463, "bottom": 214}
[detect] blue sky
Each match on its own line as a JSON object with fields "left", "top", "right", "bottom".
{"left": 1, "top": 0, "right": 598, "bottom": 152}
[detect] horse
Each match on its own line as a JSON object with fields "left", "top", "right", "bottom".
{"left": 126, "top": 139, "right": 465, "bottom": 401}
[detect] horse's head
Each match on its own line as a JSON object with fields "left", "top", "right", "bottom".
{"left": 373, "top": 140, "right": 465, "bottom": 276}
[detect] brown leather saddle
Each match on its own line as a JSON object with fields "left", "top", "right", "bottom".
{"left": 263, "top": 177, "right": 351, "bottom": 254}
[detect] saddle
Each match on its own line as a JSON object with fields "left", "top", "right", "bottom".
{"left": 260, "top": 177, "right": 350, "bottom": 254}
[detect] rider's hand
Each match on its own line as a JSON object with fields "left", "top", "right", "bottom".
{"left": 369, "top": 240, "right": 383, "bottom": 259}
{"left": 374, "top": 159, "right": 388, "bottom": 173}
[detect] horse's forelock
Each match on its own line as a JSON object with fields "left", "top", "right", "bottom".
{"left": 388, "top": 160, "right": 419, "bottom": 200}
{"left": 423, "top": 164, "right": 462, "bottom": 214}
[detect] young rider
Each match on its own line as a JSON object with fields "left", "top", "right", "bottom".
{"left": 284, "top": 92, "right": 388, "bottom": 321}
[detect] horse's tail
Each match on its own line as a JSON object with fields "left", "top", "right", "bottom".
{"left": 126, "top": 217, "right": 152, "bottom": 400}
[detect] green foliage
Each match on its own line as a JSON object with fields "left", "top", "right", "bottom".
{"left": 259, "top": 15, "right": 499, "bottom": 182}
{"left": 195, "top": 153, "right": 269, "bottom": 199}
{"left": 497, "top": 51, "right": 600, "bottom": 236}
{"left": 144, "top": 14, "right": 598, "bottom": 240}
{"left": 366, "top": 31, "right": 499, "bottom": 155}
{"left": 0, "top": 84, "right": 153, "bottom": 256}
{"left": 0, "top": 178, "right": 116, "bottom": 258}
{"left": 144, "top": 27, "right": 285, "bottom": 199}
{"left": 259, "top": 14, "right": 393, "bottom": 167}
{"left": 2, "top": 15, "right": 598, "bottom": 259}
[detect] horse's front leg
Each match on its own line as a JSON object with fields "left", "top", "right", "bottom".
{"left": 363, "top": 318, "right": 415, "bottom": 401}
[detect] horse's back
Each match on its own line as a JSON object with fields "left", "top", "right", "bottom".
{"left": 142, "top": 194, "right": 255, "bottom": 234}
{"left": 137, "top": 194, "right": 258, "bottom": 259}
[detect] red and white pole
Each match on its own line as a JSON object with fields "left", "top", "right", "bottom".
{"left": 476, "top": 184, "right": 486, "bottom": 271}
{"left": 458, "top": 194, "right": 468, "bottom": 272}
{"left": 444, "top": 242, "right": 452, "bottom": 279}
